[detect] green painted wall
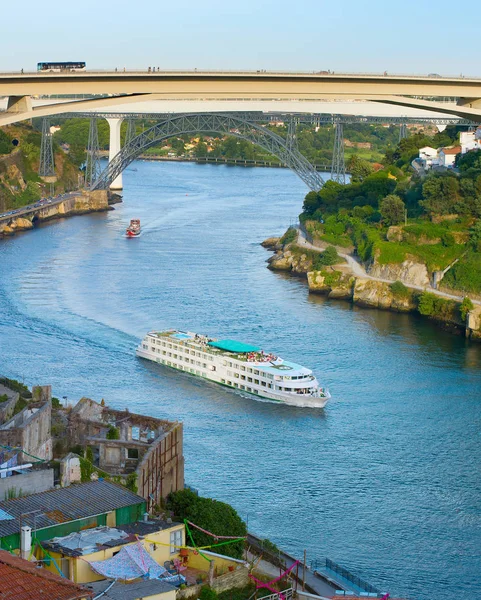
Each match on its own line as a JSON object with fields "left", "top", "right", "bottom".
{"left": 0, "top": 502, "right": 145, "bottom": 550}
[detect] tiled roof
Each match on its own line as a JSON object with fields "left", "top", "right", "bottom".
{"left": 441, "top": 146, "right": 461, "bottom": 154}
{"left": 0, "top": 549, "right": 92, "bottom": 599}
{"left": 0, "top": 480, "right": 145, "bottom": 538}
{"left": 87, "top": 578, "right": 175, "bottom": 600}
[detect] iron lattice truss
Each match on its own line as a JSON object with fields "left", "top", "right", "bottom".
{"left": 125, "top": 119, "right": 137, "bottom": 146}
{"left": 331, "top": 121, "right": 346, "bottom": 184}
{"left": 57, "top": 111, "right": 475, "bottom": 127}
{"left": 39, "top": 118, "right": 55, "bottom": 177}
{"left": 85, "top": 117, "right": 102, "bottom": 189}
{"left": 91, "top": 113, "right": 325, "bottom": 191}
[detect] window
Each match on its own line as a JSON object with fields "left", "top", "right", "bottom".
{"left": 248, "top": 377, "right": 252, "bottom": 383}
{"left": 254, "top": 379, "right": 259, "bottom": 385}
{"left": 127, "top": 448, "right": 139, "bottom": 459}
{"left": 170, "top": 530, "right": 183, "bottom": 554}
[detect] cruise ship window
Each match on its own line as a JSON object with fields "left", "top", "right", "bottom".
{"left": 254, "top": 370, "right": 259, "bottom": 375}
{"left": 248, "top": 377, "right": 252, "bottom": 382}
{"left": 241, "top": 375, "right": 245, "bottom": 380}
{"left": 234, "top": 373, "right": 239, "bottom": 378}
{"left": 241, "top": 366, "right": 245, "bottom": 371}
{"left": 254, "top": 379, "right": 259, "bottom": 385}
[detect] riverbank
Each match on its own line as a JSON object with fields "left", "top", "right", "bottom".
{"left": 263, "top": 228, "right": 481, "bottom": 342}
{"left": 0, "top": 191, "right": 120, "bottom": 237}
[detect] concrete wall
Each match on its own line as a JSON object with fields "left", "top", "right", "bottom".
{"left": 0, "top": 468, "right": 54, "bottom": 500}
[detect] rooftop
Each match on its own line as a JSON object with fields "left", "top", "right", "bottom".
{"left": 41, "top": 520, "right": 181, "bottom": 557}
{"left": 208, "top": 339, "right": 261, "bottom": 353}
{"left": 0, "top": 480, "right": 145, "bottom": 538}
{"left": 441, "top": 145, "right": 461, "bottom": 154}
{"left": 87, "top": 578, "right": 176, "bottom": 600}
{"left": 0, "top": 549, "right": 92, "bottom": 600}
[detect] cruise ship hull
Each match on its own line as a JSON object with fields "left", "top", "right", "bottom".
{"left": 136, "top": 330, "right": 330, "bottom": 409}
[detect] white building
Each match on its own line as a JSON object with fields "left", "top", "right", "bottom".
{"left": 418, "top": 146, "right": 440, "bottom": 168}
{"left": 460, "top": 127, "right": 481, "bottom": 154}
{"left": 438, "top": 146, "right": 461, "bottom": 168}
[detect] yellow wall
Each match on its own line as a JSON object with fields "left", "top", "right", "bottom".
{"left": 38, "top": 525, "right": 186, "bottom": 584}
{"left": 184, "top": 548, "right": 245, "bottom": 576}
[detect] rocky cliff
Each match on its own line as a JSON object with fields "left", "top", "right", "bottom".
{"left": 267, "top": 246, "right": 316, "bottom": 276}
{"left": 368, "top": 259, "right": 431, "bottom": 287}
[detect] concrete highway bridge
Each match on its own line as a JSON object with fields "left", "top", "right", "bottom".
{"left": 1, "top": 70, "right": 481, "bottom": 126}
{"left": 1, "top": 69, "right": 480, "bottom": 193}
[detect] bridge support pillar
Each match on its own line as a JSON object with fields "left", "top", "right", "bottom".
{"left": 106, "top": 117, "right": 124, "bottom": 190}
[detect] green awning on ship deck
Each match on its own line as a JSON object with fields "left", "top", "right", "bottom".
{"left": 208, "top": 339, "right": 260, "bottom": 353}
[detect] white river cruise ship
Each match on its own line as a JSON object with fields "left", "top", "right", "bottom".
{"left": 136, "top": 330, "right": 330, "bottom": 408}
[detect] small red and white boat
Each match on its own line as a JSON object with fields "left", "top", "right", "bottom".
{"left": 126, "top": 219, "right": 141, "bottom": 237}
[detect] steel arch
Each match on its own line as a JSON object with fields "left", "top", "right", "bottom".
{"left": 91, "top": 113, "right": 325, "bottom": 191}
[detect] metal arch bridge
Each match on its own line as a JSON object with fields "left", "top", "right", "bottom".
{"left": 90, "top": 112, "right": 325, "bottom": 191}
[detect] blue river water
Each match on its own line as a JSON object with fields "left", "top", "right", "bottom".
{"left": 0, "top": 160, "right": 480, "bottom": 600}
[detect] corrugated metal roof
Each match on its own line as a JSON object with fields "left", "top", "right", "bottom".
{"left": 87, "top": 578, "right": 175, "bottom": 600}
{"left": 0, "top": 480, "right": 145, "bottom": 538}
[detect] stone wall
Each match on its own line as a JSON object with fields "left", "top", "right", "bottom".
{"left": 137, "top": 422, "right": 184, "bottom": 508}
{"left": 0, "top": 385, "right": 19, "bottom": 424}
{"left": 0, "top": 468, "right": 54, "bottom": 499}
{"left": 0, "top": 400, "right": 52, "bottom": 461}
{"left": 177, "top": 567, "right": 249, "bottom": 599}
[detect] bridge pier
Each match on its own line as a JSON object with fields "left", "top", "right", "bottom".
{"left": 106, "top": 117, "right": 124, "bottom": 190}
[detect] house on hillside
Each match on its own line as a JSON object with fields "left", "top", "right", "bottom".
{"left": 460, "top": 127, "right": 481, "bottom": 153}
{"left": 418, "top": 146, "right": 439, "bottom": 168}
{"left": 438, "top": 146, "right": 461, "bottom": 168}
{"left": 39, "top": 519, "right": 185, "bottom": 583}
{"left": 0, "top": 480, "right": 146, "bottom": 553}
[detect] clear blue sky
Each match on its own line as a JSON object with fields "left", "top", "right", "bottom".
{"left": 2, "top": 0, "right": 479, "bottom": 75}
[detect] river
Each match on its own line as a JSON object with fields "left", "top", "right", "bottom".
{"left": 0, "top": 160, "right": 480, "bottom": 600}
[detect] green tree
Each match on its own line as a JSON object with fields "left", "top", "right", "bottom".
{"left": 166, "top": 489, "right": 246, "bottom": 559}
{"left": 194, "top": 140, "right": 208, "bottom": 158}
{"left": 199, "top": 588, "right": 218, "bottom": 600}
{"left": 470, "top": 219, "right": 481, "bottom": 251}
{"left": 456, "top": 150, "right": 481, "bottom": 172}
{"left": 460, "top": 297, "right": 474, "bottom": 321}
{"left": 0, "top": 129, "right": 12, "bottom": 155}
{"left": 106, "top": 426, "right": 120, "bottom": 440}
{"left": 313, "top": 245, "right": 340, "bottom": 268}
{"left": 379, "top": 194, "right": 405, "bottom": 226}
{"left": 302, "top": 191, "right": 320, "bottom": 215}
{"left": 348, "top": 155, "right": 373, "bottom": 183}
{"left": 421, "top": 174, "right": 460, "bottom": 215}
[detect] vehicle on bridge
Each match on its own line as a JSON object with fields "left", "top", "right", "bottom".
{"left": 37, "top": 62, "right": 86, "bottom": 73}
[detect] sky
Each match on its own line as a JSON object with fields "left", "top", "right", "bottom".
{"left": 2, "top": 0, "right": 480, "bottom": 76}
